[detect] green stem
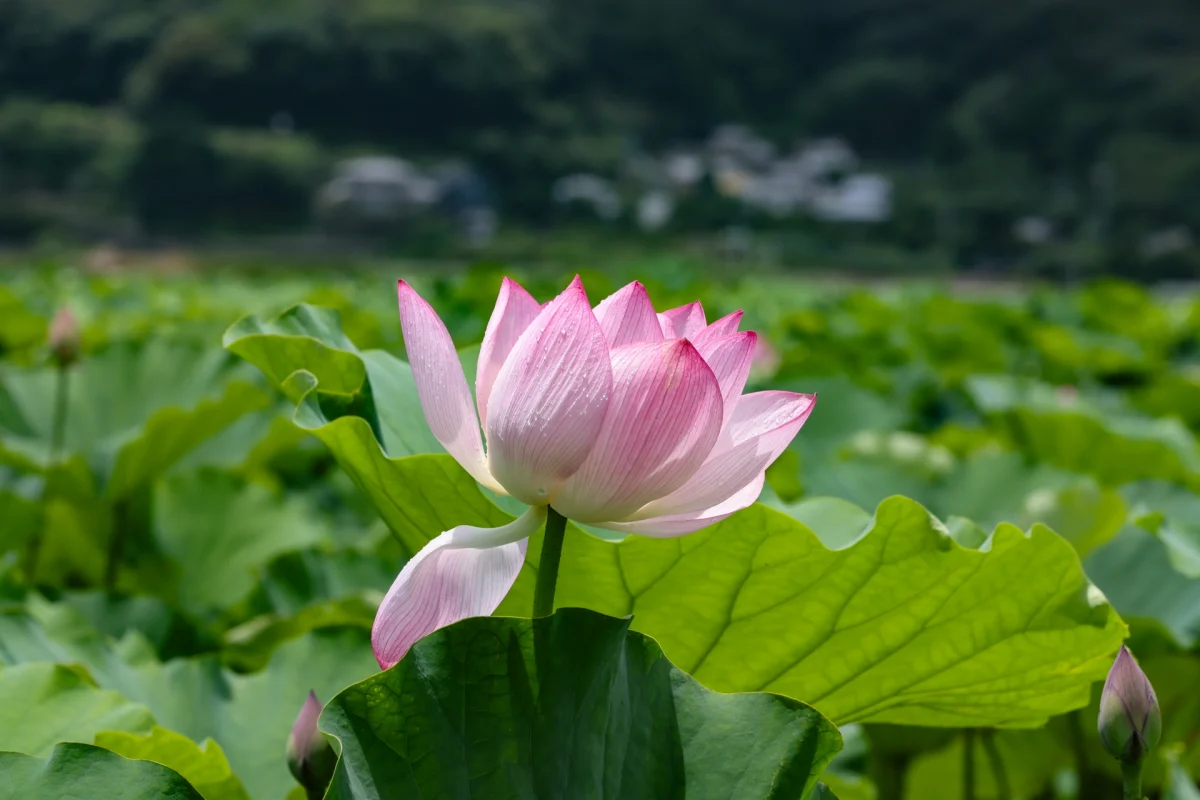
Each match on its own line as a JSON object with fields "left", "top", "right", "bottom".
{"left": 1121, "top": 760, "right": 1143, "bottom": 800}
{"left": 869, "top": 753, "right": 908, "bottom": 800}
{"left": 532, "top": 507, "right": 568, "bottom": 618}
{"left": 981, "top": 729, "right": 1011, "bottom": 800}
{"left": 1067, "top": 709, "right": 1091, "bottom": 788}
{"left": 24, "top": 365, "right": 69, "bottom": 583}
{"left": 963, "top": 729, "right": 977, "bottom": 800}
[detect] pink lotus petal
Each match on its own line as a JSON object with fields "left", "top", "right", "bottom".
{"left": 593, "top": 281, "right": 664, "bottom": 347}
{"left": 476, "top": 277, "right": 542, "bottom": 429}
{"left": 552, "top": 339, "right": 724, "bottom": 522}
{"left": 485, "top": 276, "right": 614, "bottom": 505}
{"left": 658, "top": 301, "right": 707, "bottom": 340}
{"left": 693, "top": 310, "right": 744, "bottom": 345}
{"left": 635, "top": 391, "right": 815, "bottom": 518}
{"left": 598, "top": 474, "right": 764, "bottom": 538}
{"left": 397, "top": 281, "right": 498, "bottom": 491}
{"left": 695, "top": 331, "right": 757, "bottom": 426}
{"left": 371, "top": 506, "right": 546, "bottom": 669}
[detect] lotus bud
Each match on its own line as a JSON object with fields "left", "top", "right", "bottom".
{"left": 48, "top": 307, "right": 80, "bottom": 367}
{"left": 1098, "top": 646, "right": 1161, "bottom": 764}
{"left": 286, "top": 691, "right": 337, "bottom": 799}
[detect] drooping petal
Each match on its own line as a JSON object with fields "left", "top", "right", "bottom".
{"left": 476, "top": 277, "right": 542, "bottom": 429}
{"left": 485, "top": 276, "right": 614, "bottom": 504}
{"left": 695, "top": 331, "right": 757, "bottom": 425}
{"left": 552, "top": 339, "right": 724, "bottom": 522}
{"left": 633, "top": 391, "right": 816, "bottom": 519}
{"left": 397, "top": 280, "right": 498, "bottom": 491}
{"left": 598, "top": 474, "right": 764, "bottom": 538}
{"left": 693, "top": 310, "right": 743, "bottom": 345}
{"left": 371, "top": 505, "right": 546, "bottom": 669}
{"left": 658, "top": 301, "right": 707, "bottom": 340}
{"left": 593, "top": 281, "right": 664, "bottom": 347}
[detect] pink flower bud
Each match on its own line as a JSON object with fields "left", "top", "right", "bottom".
{"left": 47, "top": 307, "right": 80, "bottom": 367}
{"left": 286, "top": 691, "right": 337, "bottom": 797}
{"left": 1098, "top": 646, "right": 1161, "bottom": 764}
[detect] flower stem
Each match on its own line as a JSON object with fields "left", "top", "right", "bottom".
{"left": 1122, "top": 760, "right": 1143, "bottom": 800}
{"left": 963, "top": 729, "right": 977, "bottom": 800}
{"left": 981, "top": 729, "right": 1010, "bottom": 800}
{"left": 24, "top": 365, "right": 69, "bottom": 583}
{"left": 532, "top": 506, "right": 568, "bottom": 618}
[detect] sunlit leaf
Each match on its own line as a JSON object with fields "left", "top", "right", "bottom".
{"left": 95, "top": 726, "right": 250, "bottom": 800}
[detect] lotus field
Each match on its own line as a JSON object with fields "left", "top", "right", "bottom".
{"left": 3, "top": 263, "right": 1200, "bottom": 800}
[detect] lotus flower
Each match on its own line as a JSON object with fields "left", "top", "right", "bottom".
{"left": 1098, "top": 646, "right": 1161, "bottom": 764}
{"left": 372, "top": 276, "right": 815, "bottom": 668}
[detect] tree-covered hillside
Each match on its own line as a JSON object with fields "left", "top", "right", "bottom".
{"left": 2, "top": 0, "right": 1199, "bottom": 275}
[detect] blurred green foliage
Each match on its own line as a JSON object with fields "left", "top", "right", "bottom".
{"left": 1, "top": 261, "right": 1200, "bottom": 797}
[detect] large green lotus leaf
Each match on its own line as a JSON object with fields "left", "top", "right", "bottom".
{"left": 95, "top": 726, "right": 251, "bottom": 800}
{"left": 321, "top": 607, "right": 841, "bottom": 800}
{"left": 966, "top": 375, "right": 1200, "bottom": 489}
{"left": 1084, "top": 524, "right": 1200, "bottom": 648}
{"left": 153, "top": 470, "right": 332, "bottom": 615}
{"left": 0, "top": 742, "right": 204, "bottom": 800}
{"left": 0, "top": 341, "right": 269, "bottom": 498}
{"left": 0, "top": 662, "right": 153, "bottom": 756}
{"left": 0, "top": 602, "right": 377, "bottom": 800}
{"left": 511, "top": 497, "right": 1127, "bottom": 727}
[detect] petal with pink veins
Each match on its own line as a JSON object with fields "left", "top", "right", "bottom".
{"left": 598, "top": 474, "right": 765, "bottom": 538}
{"left": 371, "top": 505, "right": 546, "bottom": 669}
{"left": 634, "top": 391, "right": 815, "bottom": 519}
{"left": 695, "top": 331, "right": 757, "bottom": 425}
{"left": 476, "top": 277, "right": 542, "bottom": 429}
{"left": 693, "top": 310, "right": 744, "bottom": 345}
{"left": 658, "top": 301, "right": 707, "bottom": 340}
{"left": 397, "top": 280, "right": 499, "bottom": 491}
{"left": 593, "top": 281, "right": 664, "bottom": 347}
{"left": 485, "top": 276, "right": 614, "bottom": 504}
{"left": 552, "top": 338, "right": 724, "bottom": 522}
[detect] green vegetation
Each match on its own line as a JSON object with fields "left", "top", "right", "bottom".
{"left": 1, "top": 259, "right": 1199, "bottom": 797}
{"left": 3, "top": 1, "right": 1200, "bottom": 276}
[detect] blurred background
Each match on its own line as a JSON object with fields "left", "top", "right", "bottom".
{"left": 4, "top": 4, "right": 1200, "bottom": 799}
{"left": 2, "top": 0, "right": 1200, "bottom": 279}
